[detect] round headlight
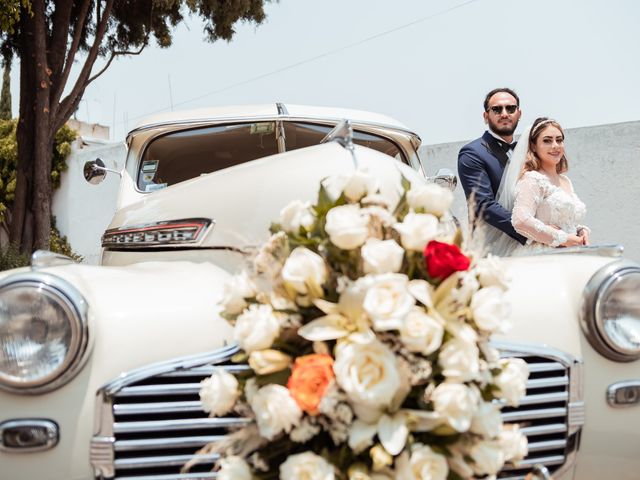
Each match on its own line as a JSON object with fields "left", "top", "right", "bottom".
{"left": 0, "top": 272, "right": 89, "bottom": 393}
{"left": 582, "top": 261, "right": 640, "bottom": 362}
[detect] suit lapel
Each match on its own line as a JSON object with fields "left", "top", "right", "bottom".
{"left": 481, "top": 131, "right": 509, "bottom": 168}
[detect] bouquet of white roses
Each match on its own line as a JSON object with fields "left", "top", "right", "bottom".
{"left": 197, "top": 170, "right": 529, "bottom": 480}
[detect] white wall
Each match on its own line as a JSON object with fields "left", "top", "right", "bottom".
{"left": 52, "top": 141, "right": 126, "bottom": 264}
{"left": 420, "top": 120, "right": 640, "bottom": 262}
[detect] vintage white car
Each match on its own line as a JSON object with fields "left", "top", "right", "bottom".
{"left": 0, "top": 104, "right": 638, "bottom": 480}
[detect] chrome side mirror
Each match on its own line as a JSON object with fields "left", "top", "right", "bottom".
{"left": 429, "top": 168, "right": 458, "bottom": 191}
{"left": 83, "top": 158, "right": 122, "bottom": 185}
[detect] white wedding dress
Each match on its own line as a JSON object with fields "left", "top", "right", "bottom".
{"left": 510, "top": 170, "right": 587, "bottom": 254}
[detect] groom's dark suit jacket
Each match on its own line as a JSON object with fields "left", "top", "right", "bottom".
{"left": 457, "top": 131, "right": 526, "bottom": 244}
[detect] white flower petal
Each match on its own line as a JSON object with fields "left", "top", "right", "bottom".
{"left": 298, "top": 315, "right": 351, "bottom": 341}
{"left": 378, "top": 413, "right": 408, "bottom": 456}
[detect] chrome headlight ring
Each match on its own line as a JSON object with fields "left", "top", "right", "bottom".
{"left": 581, "top": 260, "right": 640, "bottom": 362}
{"left": 0, "top": 272, "right": 90, "bottom": 394}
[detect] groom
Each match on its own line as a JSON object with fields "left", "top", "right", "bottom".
{"left": 458, "top": 87, "right": 527, "bottom": 245}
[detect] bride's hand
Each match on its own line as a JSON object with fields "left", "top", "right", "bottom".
{"left": 578, "top": 229, "right": 590, "bottom": 246}
{"left": 561, "top": 234, "right": 584, "bottom": 247}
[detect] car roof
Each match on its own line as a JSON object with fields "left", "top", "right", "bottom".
{"left": 129, "top": 103, "right": 415, "bottom": 137}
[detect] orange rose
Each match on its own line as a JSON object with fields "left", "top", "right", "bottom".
{"left": 287, "top": 353, "right": 335, "bottom": 415}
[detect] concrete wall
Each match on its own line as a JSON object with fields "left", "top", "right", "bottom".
{"left": 419, "top": 120, "right": 640, "bottom": 262}
{"left": 52, "top": 141, "right": 126, "bottom": 264}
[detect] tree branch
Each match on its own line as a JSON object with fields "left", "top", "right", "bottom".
{"left": 87, "top": 44, "right": 145, "bottom": 85}
{"left": 52, "top": 0, "right": 115, "bottom": 134}
{"left": 50, "top": 0, "right": 92, "bottom": 117}
{"left": 48, "top": 0, "right": 74, "bottom": 87}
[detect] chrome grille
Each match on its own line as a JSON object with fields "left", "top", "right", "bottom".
{"left": 92, "top": 343, "right": 582, "bottom": 479}
{"left": 497, "top": 346, "right": 583, "bottom": 480}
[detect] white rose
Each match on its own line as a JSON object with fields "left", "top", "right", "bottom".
{"left": 222, "top": 271, "right": 257, "bottom": 315}
{"left": 199, "top": 368, "right": 239, "bottom": 417}
{"left": 334, "top": 337, "right": 401, "bottom": 415}
{"left": 344, "top": 169, "right": 379, "bottom": 202}
{"left": 431, "top": 383, "right": 478, "bottom": 432}
{"left": 282, "top": 247, "right": 327, "bottom": 302}
{"left": 399, "top": 307, "right": 444, "bottom": 355}
{"left": 499, "top": 424, "right": 528, "bottom": 462}
{"left": 476, "top": 255, "right": 510, "bottom": 290}
{"left": 280, "top": 452, "right": 335, "bottom": 480}
{"left": 363, "top": 273, "right": 415, "bottom": 331}
{"left": 325, "top": 204, "right": 369, "bottom": 250}
{"left": 470, "top": 440, "right": 505, "bottom": 476}
{"left": 470, "top": 401, "right": 503, "bottom": 438}
{"left": 233, "top": 304, "right": 280, "bottom": 353}
{"left": 279, "top": 199, "right": 315, "bottom": 233}
{"left": 393, "top": 212, "right": 439, "bottom": 251}
{"left": 395, "top": 445, "right": 449, "bottom": 480}
{"left": 218, "top": 456, "right": 252, "bottom": 480}
{"left": 495, "top": 358, "right": 529, "bottom": 407}
{"left": 250, "top": 384, "right": 302, "bottom": 440}
{"left": 471, "top": 286, "right": 511, "bottom": 333}
{"left": 407, "top": 183, "right": 453, "bottom": 217}
{"left": 248, "top": 349, "right": 292, "bottom": 375}
{"left": 361, "top": 238, "right": 404, "bottom": 274}
{"left": 438, "top": 338, "right": 480, "bottom": 382}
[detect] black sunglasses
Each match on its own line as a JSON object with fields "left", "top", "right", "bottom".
{"left": 487, "top": 105, "right": 519, "bottom": 115}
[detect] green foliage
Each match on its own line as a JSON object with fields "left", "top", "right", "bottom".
{"left": 0, "top": 1, "right": 30, "bottom": 35}
{"left": 50, "top": 218, "right": 83, "bottom": 262}
{"left": 0, "top": 242, "right": 29, "bottom": 270}
{"left": 0, "top": 119, "right": 79, "bottom": 255}
{"left": 0, "top": 66, "right": 11, "bottom": 120}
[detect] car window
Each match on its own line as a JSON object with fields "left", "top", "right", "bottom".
{"left": 137, "top": 121, "right": 405, "bottom": 191}
{"left": 282, "top": 122, "right": 404, "bottom": 161}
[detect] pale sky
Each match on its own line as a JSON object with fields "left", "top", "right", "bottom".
{"left": 10, "top": 0, "right": 640, "bottom": 145}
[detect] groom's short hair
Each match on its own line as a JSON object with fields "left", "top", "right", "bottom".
{"left": 483, "top": 87, "right": 520, "bottom": 111}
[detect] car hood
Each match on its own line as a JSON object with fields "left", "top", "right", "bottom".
{"left": 107, "top": 143, "right": 426, "bottom": 250}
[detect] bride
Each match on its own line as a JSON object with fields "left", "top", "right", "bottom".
{"left": 485, "top": 117, "right": 590, "bottom": 256}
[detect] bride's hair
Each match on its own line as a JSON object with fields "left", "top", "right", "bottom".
{"left": 522, "top": 117, "right": 568, "bottom": 175}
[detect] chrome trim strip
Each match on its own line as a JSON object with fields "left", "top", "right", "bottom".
{"left": 607, "top": 380, "right": 640, "bottom": 407}
{"left": 113, "top": 418, "right": 252, "bottom": 434}
{"left": 90, "top": 435, "right": 116, "bottom": 479}
{"left": 501, "top": 455, "right": 565, "bottom": 471}
{"left": 116, "top": 383, "right": 209, "bottom": 397}
{"left": 534, "top": 244, "right": 624, "bottom": 257}
{"left": 526, "top": 362, "right": 566, "bottom": 373}
{"left": 517, "top": 391, "right": 569, "bottom": 406}
{"left": 519, "top": 424, "right": 567, "bottom": 436}
{"left": 115, "top": 453, "right": 219, "bottom": 469}
{"left": 581, "top": 259, "right": 640, "bottom": 362}
{"left": 114, "top": 401, "right": 203, "bottom": 415}
{"left": 501, "top": 407, "right": 567, "bottom": 422}
{"left": 526, "top": 376, "right": 569, "bottom": 389}
{"left": 0, "top": 419, "right": 59, "bottom": 452}
{"left": 157, "top": 364, "right": 251, "bottom": 378}
{"left": 526, "top": 439, "right": 568, "bottom": 453}
{"left": 99, "top": 344, "right": 239, "bottom": 396}
{"left": 0, "top": 272, "right": 91, "bottom": 394}
{"left": 114, "top": 435, "right": 227, "bottom": 452}
{"left": 117, "top": 473, "right": 218, "bottom": 480}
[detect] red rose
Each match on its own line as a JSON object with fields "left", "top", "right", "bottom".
{"left": 423, "top": 240, "right": 470, "bottom": 280}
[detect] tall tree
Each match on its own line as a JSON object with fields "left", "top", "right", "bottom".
{"left": 0, "top": 65, "right": 11, "bottom": 120}
{"left": 0, "top": 0, "right": 269, "bottom": 252}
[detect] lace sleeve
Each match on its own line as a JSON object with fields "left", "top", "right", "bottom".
{"left": 563, "top": 175, "right": 590, "bottom": 234}
{"left": 512, "top": 173, "right": 568, "bottom": 247}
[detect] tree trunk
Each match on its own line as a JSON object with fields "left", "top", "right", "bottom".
{"left": 9, "top": 2, "right": 54, "bottom": 253}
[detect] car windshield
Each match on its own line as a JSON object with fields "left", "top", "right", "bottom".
{"left": 137, "top": 121, "right": 405, "bottom": 191}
